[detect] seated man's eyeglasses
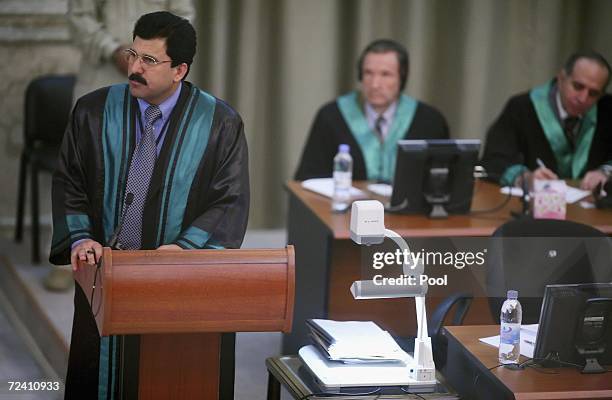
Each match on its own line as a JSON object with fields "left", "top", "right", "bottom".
{"left": 123, "top": 48, "right": 172, "bottom": 67}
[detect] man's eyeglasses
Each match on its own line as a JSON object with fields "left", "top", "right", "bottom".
{"left": 123, "top": 48, "right": 172, "bottom": 67}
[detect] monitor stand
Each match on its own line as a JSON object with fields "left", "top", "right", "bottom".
{"left": 424, "top": 167, "right": 451, "bottom": 219}
{"left": 581, "top": 358, "right": 606, "bottom": 374}
{"left": 429, "top": 204, "right": 448, "bottom": 219}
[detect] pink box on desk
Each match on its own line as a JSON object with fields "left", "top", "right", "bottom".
{"left": 533, "top": 180, "right": 566, "bottom": 219}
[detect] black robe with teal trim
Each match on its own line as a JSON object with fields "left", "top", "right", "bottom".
{"left": 50, "top": 82, "right": 249, "bottom": 399}
{"left": 481, "top": 90, "right": 612, "bottom": 183}
{"left": 294, "top": 99, "right": 449, "bottom": 181}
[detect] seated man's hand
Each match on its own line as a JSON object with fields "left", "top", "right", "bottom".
{"left": 157, "top": 244, "right": 182, "bottom": 251}
{"left": 70, "top": 239, "right": 103, "bottom": 272}
{"left": 580, "top": 169, "right": 608, "bottom": 191}
{"left": 514, "top": 171, "right": 532, "bottom": 188}
{"left": 533, "top": 166, "right": 558, "bottom": 181}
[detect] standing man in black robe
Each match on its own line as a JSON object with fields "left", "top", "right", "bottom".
{"left": 294, "top": 39, "right": 449, "bottom": 183}
{"left": 50, "top": 11, "right": 249, "bottom": 398}
{"left": 481, "top": 51, "right": 612, "bottom": 189}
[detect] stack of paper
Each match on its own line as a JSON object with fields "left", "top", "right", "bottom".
{"left": 306, "top": 319, "right": 410, "bottom": 363}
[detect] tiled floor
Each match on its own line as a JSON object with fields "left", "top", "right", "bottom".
{"left": 0, "top": 227, "right": 291, "bottom": 400}
{"left": 0, "top": 293, "right": 60, "bottom": 400}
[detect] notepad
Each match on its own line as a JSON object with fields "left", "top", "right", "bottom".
{"left": 478, "top": 324, "right": 538, "bottom": 358}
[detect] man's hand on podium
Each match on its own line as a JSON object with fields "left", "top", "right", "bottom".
{"left": 157, "top": 244, "right": 182, "bottom": 251}
{"left": 71, "top": 239, "right": 103, "bottom": 271}
{"left": 71, "top": 242, "right": 182, "bottom": 271}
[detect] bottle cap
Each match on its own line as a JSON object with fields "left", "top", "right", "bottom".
{"left": 507, "top": 290, "right": 518, "bottom": 299}
{"left": 338, "top": 144, "right": 350, "bottom": 153}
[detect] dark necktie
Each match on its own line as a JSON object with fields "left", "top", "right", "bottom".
{"left": 117, "top": 105, "right": 162, "bottom": 249}
{"left": 375, "top": 115, "right": 386, "bottom": 142}
{"left": 375, "top": 115, "right": 386, "bottom": 181}
{"left": 563, "top": 117, "right": 579, "bottom": 150}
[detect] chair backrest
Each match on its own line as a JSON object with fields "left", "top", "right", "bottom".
{"left": 487, "top": 218, "right": 612, "bottom": 324}
{"left": 24, "top": 74, "right": 76, "bottom": 147}
{"left": 428, "top": 292, "right": 473, "bottom": 337}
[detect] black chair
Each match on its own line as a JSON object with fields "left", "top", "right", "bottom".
{"left": 15, "top": 74, "right": 76, "bottom": 263}
{"left": 396, "top": 291, "right": 473, "bottom": 370}
{"left": 486, "top": 218, "right": 612, "bottom": 324}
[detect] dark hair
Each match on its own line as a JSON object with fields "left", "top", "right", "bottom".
{"left": 133, "top": 11, "right": 196, "bottom": 79}
{"left": 357, "top": 39, "right": 409, "bottom": 90}
{"left": 563, "top": 50, "right": 611, "bottom": 90}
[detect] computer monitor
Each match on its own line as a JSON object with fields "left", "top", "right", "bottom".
{"left": 389, "top": 139, "right": 481, "bottom": 218}
{"left": 534, "top": 283, "right": 612, "bottom": 373}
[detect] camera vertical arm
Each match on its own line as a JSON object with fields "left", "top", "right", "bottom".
{"left": 384, "top": 228, "right": 435, "bottom": 381}
{"left": 384, "top": 229, "right": 430, "bottom": 342}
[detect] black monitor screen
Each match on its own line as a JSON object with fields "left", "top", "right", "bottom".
{"left": 534, "top": 283, "right": 612, "bottom": 370}
{"left": 389, "top": 139, "right": 480, "bottom": 217}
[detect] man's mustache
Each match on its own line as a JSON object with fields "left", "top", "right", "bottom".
{"left": 129, "top": 73, "right": 147, "bottom": 85}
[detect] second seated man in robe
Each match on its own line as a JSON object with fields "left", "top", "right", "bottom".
{"left": 481, "top": 50, "right": 612, "bottom": 190}
{"left": 294, "top": 39, "right": 449, "bottom": 183}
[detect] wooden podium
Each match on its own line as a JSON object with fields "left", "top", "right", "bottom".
{"left": 74, "top": 246, "right": 295, "bottom": 400}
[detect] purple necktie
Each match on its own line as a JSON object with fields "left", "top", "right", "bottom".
{"left": 117, "top": 105, "right": 161, "bottom": 249}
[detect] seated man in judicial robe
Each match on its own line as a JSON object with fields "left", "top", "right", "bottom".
{"left": 294, "top": 39, "right": 449, "bottom": 183}
{"left": 481, "top": 50, "right": 612, "bottom": 190}
{"left": 49, "top": 12, "right": 249, "bottom": 399}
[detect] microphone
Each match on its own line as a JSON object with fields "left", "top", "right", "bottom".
{"left": 108, "top": 192, "right": 134, "bottom": 249}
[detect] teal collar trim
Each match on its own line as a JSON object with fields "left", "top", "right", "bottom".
{"left": 100, "top": 84, "right": 216, "bottom": 248}
{"left": 530, "top": 82, "right": 597, "bottom": 178}
{"left": 337, "top": 91, "right": 417, "bottom": 181}
{"left": 102, "top": 84, "right": 133, "bottom": 242}
{"left": 156, "top": 87, "right": 216, "bottom": 246}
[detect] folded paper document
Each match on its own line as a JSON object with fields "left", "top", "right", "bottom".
{"left": 306, "top": 319, "right": 409, "bottom": 363}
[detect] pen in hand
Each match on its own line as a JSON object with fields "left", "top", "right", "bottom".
{"left": 535, "top": 158, "right": 558, "bottom": 180}
{"left": 536, "top": 158, "right": 546, "bottom": 169}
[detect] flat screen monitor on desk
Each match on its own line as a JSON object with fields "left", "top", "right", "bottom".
{"left": 535, "top": 283, "right": 612, "bottom": 373}
{"left": 389, "top": 139, "right": 481, "bottom": 218}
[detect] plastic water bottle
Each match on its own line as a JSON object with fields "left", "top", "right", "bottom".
{"left": 499, "top": 290, "right": 522, "bottom": 364}
{"left": 332, "top": 144, "right": 353, "bottom": 212}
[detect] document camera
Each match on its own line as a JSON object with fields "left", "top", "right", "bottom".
{"left": 348, "top": 200, "right": 436, "bottom": 384}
